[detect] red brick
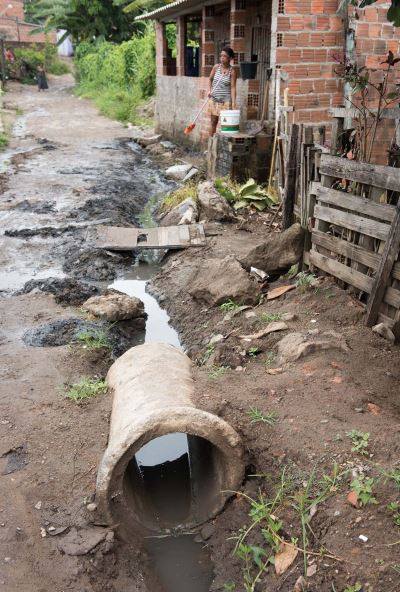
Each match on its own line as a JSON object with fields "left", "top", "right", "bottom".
{"left": 357, "top": 23, "right": 369, "bottom": 36}
{"left": 298, "top": 32, "right": 310, "bottom": 45}
{"left": 364, "top": 6, "right": 378, "bottom": 21}
{"left": 301, "top": 49, "right": 314, "bottom": 61}
{"left": 300, "top": 79, "right": 314, "bottom": 92}
{"left": 284, "top": 34, "right": 298, "bottom": 47}
{"left": 314, "top": 49, "right": 328, "bottom": 61}
{"left": 369, "top": 24, "right": 382, "bottom": 37}
{"left": 316, "top": 16, "right": 330, "bottom": 30}
{"left": 285, "top": 0, "right": 299, "bottom": 13}
{"left": 311, "top": 0, "right": 324, "bottom": 13}
{"left": 277, "top": 16, "right": 291, "bottom": 31}
{"left": 329, "top": 16, "right": 343, "bottom": 32}
{"left": 324, "top": 0, "right": 339, "bottom": 11}
{"left": 387, "top": 40, "right": 399, "bottom": 52}
{"left": 314, "top": 79, "right": 326, "bottom": 92}
{"left": 290, "top": 17, "right": 306, "bottom": 30}
{"left": 382, "top": 24, "right": 394, "bottom": 39}
{"left": 277, "top": 48, "right": 290, "bottom": 61}
{"left": 309, "top": 33, "right": 324, "bottom": 47}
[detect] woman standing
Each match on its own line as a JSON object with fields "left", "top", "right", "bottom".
{"left": 208, "top": 46, "right": 237, "bottom": 136}
{"left": 37, "top": 65, "right": 49, "bottom": 92}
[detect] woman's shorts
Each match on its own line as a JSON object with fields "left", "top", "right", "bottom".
{"left": 208, "top": 100, "right": 231, "bottom": 117}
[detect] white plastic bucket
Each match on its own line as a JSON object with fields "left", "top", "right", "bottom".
{"left": 220, "top": 109, "right": 240, "bottom": 134}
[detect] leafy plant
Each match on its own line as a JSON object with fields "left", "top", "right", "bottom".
{"left": 264, "top": 351, "right": 275, "bottom": 368}
{"left": 260, "top": 312, "right": 282, "bottom": 322}
{"left": 75, "top": 327, "right": 112, "bottom": 350}
{"left": 220, "top": 299, "right": 240, "bottom": 312}
{"left": 343, "top": 584, "right": 362, "bottom": 592}
{"left": 223, "top": 584, "right": 236, "bottom": 592}
{"left": 65, "top": 377, "right": 107, "bottom": 402}
{"left": 347, "top": 430, "right": 370, "bottom": 456}
{"left": 248, "top": 407, "right": 278, "bottom": 426}
{"left": 214, "top": 177, "right": 279, "bottom": 212}
{"left": 382, "top": 468, "right": 400, "bottom": 489}
{"left": 350, "top": 475, "right": 377, "bottom": 506}
{"left": 285, "top": 264, "right": 298, "bottom": 279}
{"left": 295, "top": 271, "right": 317, "bottom": 292}
{"left": 247, "top": 347, "right": 260, "bottom": 358}
{"left": 0, "top": 133, "right": 8, "bottom": 149}
{"left": 387, "top": 502, "right": 400, "bottom": 527}
{"left": 208, "top": 365, "right": 228, "bottom": 379}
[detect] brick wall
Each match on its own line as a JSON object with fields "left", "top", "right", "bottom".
{"left": 0, "top": 0, "right": 52, "bottom": 43}
{"left": 276, "top": 0, "right": 344, "bottom": 125}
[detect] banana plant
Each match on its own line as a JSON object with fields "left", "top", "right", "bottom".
{"left": 215, "top": 178, "right": 279, "bottom": 211}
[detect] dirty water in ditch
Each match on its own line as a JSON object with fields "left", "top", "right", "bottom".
{"left": 0, "top": 111, "right": 214, "bottom": 591}
{"left": 110, "top": 263, "right": 214, "bottom": 592}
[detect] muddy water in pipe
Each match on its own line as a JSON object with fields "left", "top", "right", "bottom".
{"left": 97, "top": 342, "right": 244, "bottom": 591}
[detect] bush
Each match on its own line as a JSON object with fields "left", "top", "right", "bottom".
{"left": 74, "top": 23, "right": 156, "bottom": 124}
{"left": 13, "top": 42, "right": 69, "bottom": 83}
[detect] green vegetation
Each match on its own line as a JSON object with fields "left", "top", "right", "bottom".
{"left": 208, "top": 365, "right": 228, "bottom": 379}
{"left": 74, "top": 25, "right": 156, "bottom": 124}
{"left": 264, "top": 351, "right": 275, "bottom": 368}
{"left": 214, "top": 177, "right": 279, "bottom": 212}
{"left": 350, "top": 475, "right": 377, "bottom": 506}
{"left": 160, "top": 182, "right": 198, "bottom": 213}
{"left": 12, "top": 43, "right": 69, "bottom": 84}
{"left": 295, "top": 271, "right": 317, "bottom": 292}
{"left": 247, "top": 347, "right": 260, "bottom": 358}
{"left": 343, "top": 584, "right": 362, "bottom": 592}
{"left": 75, "top": 326, "right": 112, "bottom": 350}
{"left": 230, "top": 465, "right": 345, "bottom": 590}
{"left": 248, "top": 407, "right": 278, "bottom": 426}
{"left": 65, "top": 377, "right": 108, "bottom": 402}
{"left": 387, "top": 502, "right": 400, "bottom": 527}
{"left": 220, "top": 299, "right": 240, "bottom": 312}
{"left": 347, "top": 430, "right": 370, "bottom": 456}
{"left": 260, "top": 312, "right": 282, "bottom": 322}
{"left": 0, "top": 133, "right": 8, "bottom": 149}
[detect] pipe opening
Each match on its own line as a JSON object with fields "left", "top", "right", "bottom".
{"left": 123, "top": 432, "right": 223, "bottom": 531}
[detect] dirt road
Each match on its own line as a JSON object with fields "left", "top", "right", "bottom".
{"left": 0, "top": 74, "right": 167, "bottom": 592}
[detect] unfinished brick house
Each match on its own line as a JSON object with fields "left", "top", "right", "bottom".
{"left": 0, "top": 0, "right": 50, "bottom": 43}
{"left": 140, "top": 0, "right": 400, "bottom": 163}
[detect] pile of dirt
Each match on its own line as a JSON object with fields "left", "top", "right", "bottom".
{"left": 18, "top": 277, "right": 100, "bottom": 306}
{"left": 22, "top": 318, "right": 103, "bottom": 347}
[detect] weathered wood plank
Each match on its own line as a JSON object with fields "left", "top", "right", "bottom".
{"left": 311, "top": 182, "right": 395, "bottom": 222}
{"left": 366, "top": 205, "right": 400, "bottom": 326}
{"left": 309, "top": 250, "right": 374, "bottom": 293}
{"left": 392, "top": 261, "right": 400, "bottom": 281}
{"left": 314, "top": 204, "right": 390, "bottom": 241}
{"left": 384, "top": 286, "right": 400, "bottom": 308}
{"left": 319, "top": 154, "right": 400, "bottom": 192}
{"left": 94, "top": 224, "right": 206, "bottom": 250}
{"left": 377, "top": 312, "right": 395, "bottom": 328}
{"left": 311, "top": 230, "right": 381, "bottom": 270}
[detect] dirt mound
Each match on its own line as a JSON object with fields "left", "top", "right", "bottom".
{"left": 63, "top": 246, "right": 132, "bottom": 281}
{"left": 18, "top": 277, "right": 100, "bottom": 306}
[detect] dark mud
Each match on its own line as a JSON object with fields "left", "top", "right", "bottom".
{"left": 62, "top": 246, "right": 133, "bottom": 281}
{"left": 22, "top": 318, "right": 104, "bottom": 347}
{"left": 18, "top": 277, "right": 100, "bottom": 306}
{"left": 13, "top": 199, "right": 56, "bottom": 214}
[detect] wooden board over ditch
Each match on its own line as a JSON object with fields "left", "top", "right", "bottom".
{"left": 94, "top": 224, "right": 206, "bottom": 250}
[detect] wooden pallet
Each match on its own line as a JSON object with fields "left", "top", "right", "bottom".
{"left": 94, "top": 224, "right": 206, "bottom": 251}
{"left": 304, "top": 153, "right": 400, "bottom": 329}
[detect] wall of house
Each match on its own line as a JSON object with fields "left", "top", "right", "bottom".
{"left": 0, "top": 0, "right": 53, "bottom": 43}
{"left": 155, "top": 74, "right": 250, "bottom": 146}
{"left": 275, "top": 0, "right": 344, "bottom": 126}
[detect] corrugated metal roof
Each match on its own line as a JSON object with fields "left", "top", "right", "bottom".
{"left": 134, "top": 0, "right": 197, "bottom": 20}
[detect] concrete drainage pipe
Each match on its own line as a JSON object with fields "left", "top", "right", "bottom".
{"left": 96, "top": 343, "right": 244, "bottom": 535}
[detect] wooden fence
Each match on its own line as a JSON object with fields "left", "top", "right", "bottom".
{"left": 302, "top": 153, "right": 400, "bottom": 330}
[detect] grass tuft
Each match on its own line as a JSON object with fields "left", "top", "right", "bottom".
{"left": 75, "top": 327, "right": 112, "bottom": 350}
{"left": 248, "top": 407, "right": 278, "bottom": 425}
{"left": 65, "top": 377, "right": 107, "bottom": 403}
{"left": 160, "top": 182, "right": 198, "bottom": 213}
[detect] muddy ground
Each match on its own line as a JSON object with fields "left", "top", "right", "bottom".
{"left": 1, "top": 73, "right": 400, "bottom": 592}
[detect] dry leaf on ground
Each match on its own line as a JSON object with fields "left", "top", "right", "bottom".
{"left": 293, "top": 575, "right": 306, "bottom": 591}
{"left": 274, "top": 541, "right": 298, "bottom": 575}
{"left": 367, "top": 402, "right": 381, "bottom": 416}
{"left": 267, "top": 285, "right": 296, "bottom": 300}
{"left": 306, "top": 563, "right": 317, "bottom": 577}
{"left": 266, "top": 367, "right": 284, "bottom": 375}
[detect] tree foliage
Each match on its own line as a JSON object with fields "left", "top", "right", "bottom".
{"left": 26, "top": 0, "right": 137, "bottom": 43}
{"left": 342, "top": 0, "right": 400, "bottom": 26}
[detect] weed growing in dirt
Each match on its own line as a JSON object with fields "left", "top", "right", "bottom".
{"left": 247, "top": 347, "right": 260, "bottom": 358}
{"left": 0, "top": 132, "right": 8, "bottom": 149}
{"left": 264, "top": 351, "right": 276, "bottom": 368}
{"left": 223, "top": 583, "right": 236, "bottom": 591}
{"left": 248, "top": 407, "right": 278, "bottom": 425}
{"left": 65, "top": 378, "right": 107, "bottom": 403}
{"left": 387, "top": 502, "right": 400, "bottom": 527}
{"left": 75, "top": 327, "right": 112, "bottom": 350}
{"left": 383, "top": 468, "right": 400, "bottom": 489}
{"left": 260, "top": 312, "right": 282, "bottom": 322}
{"left": 350, "top": 475, "right": 377, "bottom": 506}
{"left": 220, "top": 299, "right": 240, "bottom": 312}
{"left": 295, "top": 271, "right": 317, "bottom": 292}
{"left": 200, "top": 344, "right": 215, "bottom": 365}
{"left": 347, "top": 430, "right": 370, "bottom": 456}
{"left": 285, "top": 264, "right": 299, "bottom": 279}
{"left": 208, "top": 365, "right": 228, "bottom": 379}
{"left": 160, "top": 182, "right": 198, "bottom": 213}
{"left": 343, "top": 584, "right": 362, "bottom": 592}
